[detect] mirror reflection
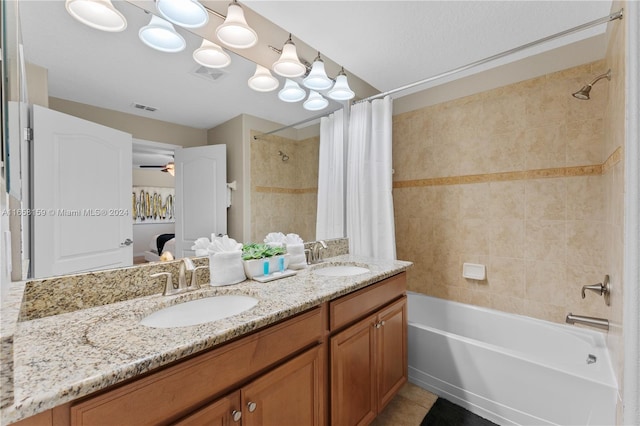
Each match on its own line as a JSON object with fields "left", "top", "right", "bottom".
{"left": 10, "top": 0, "right": 337, "bottom": 279}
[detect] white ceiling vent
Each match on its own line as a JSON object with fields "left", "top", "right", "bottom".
{"left": 131, "top": 103, "right": 157, "bottom": 112}
{"left": 192, "top": 65, "right": 228, "bottom": 84}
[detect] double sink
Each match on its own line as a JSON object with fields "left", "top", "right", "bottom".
{"left": 140, "top": 263, "right": 370, "bottom": 328}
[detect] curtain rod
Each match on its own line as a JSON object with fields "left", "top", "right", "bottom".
{"left": 252, "top": 108, "right": 343, "bottom": 140}
{"left": 355, "top": 8, "right": 624, "bottom": 104}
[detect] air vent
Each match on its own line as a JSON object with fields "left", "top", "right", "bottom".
{"left": 192, "top": 65, "right": 228, "bottom": 83}
{"left": 131, "top": 103, "right": 157, "bottom": 112}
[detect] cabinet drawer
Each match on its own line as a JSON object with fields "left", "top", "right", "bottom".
{"left": 70, "top": 307, "right": 323, "bottom": 426}
{"left": 329, "top": 272, "right": 406, "bottom": 331}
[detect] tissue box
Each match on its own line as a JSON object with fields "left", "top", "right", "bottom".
{"left": 243, "top": 254, "right": 290, "bottom": 279}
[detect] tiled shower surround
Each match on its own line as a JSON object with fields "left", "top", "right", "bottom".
{"left": 393, "top": 59, "right": 622, "bottom": 326}
{"left": 250, "top": 132, "right": 319, "bottom": 243}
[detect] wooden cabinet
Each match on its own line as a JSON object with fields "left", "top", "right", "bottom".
{"left": 329, "top": 273, "right": 407, "bottom": 426}
{"left": 175, "top": 345, "right": 323, "bottom": 426}
{"left": 69, "top": 307, "right": 324, "bottom": 426}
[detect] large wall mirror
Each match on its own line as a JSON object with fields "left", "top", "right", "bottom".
{"left": 4, "top": 0, "right": 354, "bottom": 280}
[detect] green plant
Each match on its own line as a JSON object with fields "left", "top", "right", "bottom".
{"left": 242, "top": 243, "right": 285, "bottom": 260}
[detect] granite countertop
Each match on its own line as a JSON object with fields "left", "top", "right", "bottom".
{"left": 1, "top": 255, "right": 411, "bottom": 424}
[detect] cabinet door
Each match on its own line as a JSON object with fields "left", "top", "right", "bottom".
{"left": 330, "top": 313, "right": 377, "bottom": 426}
{"left": 242, "top": 346, "right": 324, "bottom": 426}
{"left": 376, "top": 296, "right": 407, "bottom": 411}
{"left": 173, "top": 392, "right": 241, "bottom": 426}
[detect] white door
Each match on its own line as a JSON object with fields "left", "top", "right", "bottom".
{"left": 32, "top": 105, "right": 133, "bottom": 278}
{"left": 174, "top": 145, "right": 227, "bottom": 258}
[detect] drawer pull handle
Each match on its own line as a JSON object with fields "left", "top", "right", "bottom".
{"left": 247, "top": 401, "right": 257, "bottom": 413}
{"left": 374, "top": 320, "right": 386, "bottom": 329}
{"left": 232, "top": 410, "right": 242, "bottom": 422}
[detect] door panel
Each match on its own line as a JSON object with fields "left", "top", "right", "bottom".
{"left": 32, "top": 105, "right": 132, "bottom": 278}
{"left": 376, "top": 297, "right": 408, "bottom": 411}
{"left": 331, "top": 315, "right": 377, "bottom": 426}
{"left": 242, "top": 346, "right": 323, "bottom": 426}
{"left": 174, "top": 144, "right": 226, "bottom": 258}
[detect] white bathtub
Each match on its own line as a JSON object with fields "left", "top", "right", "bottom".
{"left": 407, "top": 292, "right": 617, "bottom": 426}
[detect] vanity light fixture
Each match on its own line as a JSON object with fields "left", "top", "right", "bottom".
{"left": 272, "top": 34, "right": 306, "bottom": 78}
{"left": 215, "top": 1, "right": 258, "bottom": 49}
{"left": 248, "top": 65, "right": 279, "bottom": 92}
{"left": 65, "top": 0, "right": 127, "bottom": 32}
{"left": 303, "top": 90, "right": 328, "bottom": 111}
{"left": 327, "top": 67, "right": 355, "bottom": 101}
{"left": 193, "top": 39, "right": 231, "bottom": 68}
{"left": 156, "top": 0, "right": 208, "bottom": 29}
{"left": 303, "top": 52, "right": 333, "bottom": 91}
{"left": 139, "top": 15, "right": 186, "bottom": 52}
{"left": 278, "top": 79, "right": 306, "bottom": 102}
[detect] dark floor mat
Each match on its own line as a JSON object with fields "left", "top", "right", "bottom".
{"left": 421, "top": 398, "right": 499, "bottom": 426}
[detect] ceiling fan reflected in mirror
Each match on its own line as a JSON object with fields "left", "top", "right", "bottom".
{"left": 139, "top": 162, "right": 175, "bottom": 176}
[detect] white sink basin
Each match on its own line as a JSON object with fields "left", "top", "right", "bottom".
{"left": 313, "top": 265, "right": 370, "bottom": 277}
{"left": 140, "top": 295, "right": 258, "bottom": 328}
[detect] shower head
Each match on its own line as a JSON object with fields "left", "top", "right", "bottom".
{"left": 572, "top": 69, "right": 611, "bottom": 100}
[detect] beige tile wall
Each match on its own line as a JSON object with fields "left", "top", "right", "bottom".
{"left": 250, "top": 133, "right": 319, "bottom": 243}
{"left": 393, "top": 60, "right": 622, "bottom": 325}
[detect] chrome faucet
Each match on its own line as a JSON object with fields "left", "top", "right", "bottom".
{"left": 307, "top": 240, "right": 327, "bottom": 264}
{"left": 151, "top": 258, "right": 207, "bottom": 296}
{"left": 566, "top": 313, "right": 609, "bottom": 331}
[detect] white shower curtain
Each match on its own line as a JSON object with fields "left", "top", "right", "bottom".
{"left": 347, "top": 96, "right": 396, "bottom": 259}
{"left": 316, "top": 109, "right": 344, "bottom": 240}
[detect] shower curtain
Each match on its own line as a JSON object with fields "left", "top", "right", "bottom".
{"left": 347, "top": 96, "right": 396, "bottom": 260}
{"left": 316, "top": 109, "right": 344, "bottom": 240}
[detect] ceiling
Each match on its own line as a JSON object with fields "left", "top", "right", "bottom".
{"left": 18, "top": 1, "right": 613, "bottom": 131}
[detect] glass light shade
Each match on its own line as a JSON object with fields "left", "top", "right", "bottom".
{"left": 65, "top": 0, "right": 127, "bottom": 32}
{"left": 272, "top": 41, "right": 306, "bottom": 78}
{"left": 193, "top": 39, "right": 231, "bottom": 68}
{"left": 278, "top": 79, "right": 306, "bottom": 103}
{"left": 303, "top": 90, "right": 328, "bottom": 111}
{"left": 248, "top": 65, "right": 279, "bottom": 92}
{"left": 303, "top": 59, "right": 333, "bottom": 91}
{"left": 156, "top": 0, "right": 208, "bottom": 28}
{"left": 139, "top": 15, "right": 186, "bottom": 52}
{"left": 328, "top": 73, "right": 355, "bottom": 100}
{"left": 215, "top": 3, "right": 258, "bottom": 49}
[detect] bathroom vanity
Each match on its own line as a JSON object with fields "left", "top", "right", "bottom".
{"left": 2, "top": 255, "right": 411, "bottom": 426}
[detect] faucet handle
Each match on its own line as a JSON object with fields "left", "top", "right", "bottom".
{"left": 151, "top": 272, "right": 174, "bottom": 296}
{"left": 190, "top": 265, "right": 208, "bottom": 289}
{"left": 581, "top": 275, "right": 611, "bottom": 306}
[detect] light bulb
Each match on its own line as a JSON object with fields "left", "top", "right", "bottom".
{"left": 156, "top": 0, "right": 208, "bottom": 28}
{"left": 278, "top": 79, "right": 306, "bottom": 102}
{"left": 272, "top": 37, "right": 306, "bottom": 78}
{"left": 139, "top": 15, "right": 186, "bottom": 53}
{"left": 303, "top": 90, "right": 328, "bottom": 111}
{"left": 248, "top": 65, "right": 279, "bottom": 92}
{"left": 193, "top": 39, "right": 231, "bottom": 68}
{"left": 65, "top": 0, "right": 127, "bottom": 32}
{"left": 215, "top": 3, "right": 258, "bottom": 49}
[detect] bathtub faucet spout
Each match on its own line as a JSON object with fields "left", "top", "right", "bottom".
{"left": 566, "top": 313, "right": 609, "bottom": 331}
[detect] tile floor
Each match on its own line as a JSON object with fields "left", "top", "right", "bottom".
{"left": 371, "top": 382, "right": 439, "bottom": 426}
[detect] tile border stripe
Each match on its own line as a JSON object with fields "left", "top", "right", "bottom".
{"left": 255, "top": 186, "right": 317, "bottom": 194}
{"left": 394, "top": 147, "right": 622, "bottom": 189}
